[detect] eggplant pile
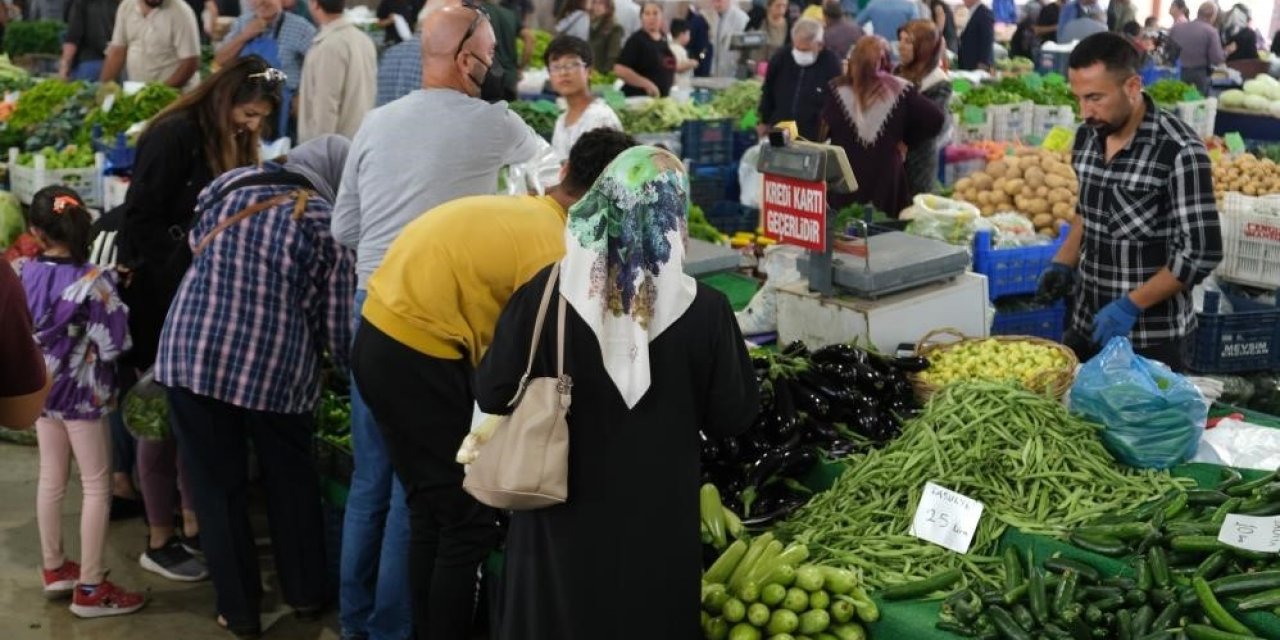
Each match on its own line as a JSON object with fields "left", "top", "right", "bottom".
{"left": 701, "top": 341, "right": 925, "bottom": 529}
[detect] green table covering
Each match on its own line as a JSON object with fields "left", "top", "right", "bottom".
{"left": 699, "top": 271, "right": 760, "bottom": 312}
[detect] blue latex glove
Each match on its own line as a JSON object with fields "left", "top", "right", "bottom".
{"left": 1091, "top": 296, "right": 1141, "bottom": 346}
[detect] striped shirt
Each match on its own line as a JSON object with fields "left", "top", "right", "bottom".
{"left": 1070, "top": 94, "right": 1223, "bottom": 347}
{"left": 226, "top": 12, "right": 316, "bottom": 92}
{"left": 156, "top": 164, "right": 356, "bottom": 414}
{"left": 376, "top": 36, "right": 421, "bottom": 107}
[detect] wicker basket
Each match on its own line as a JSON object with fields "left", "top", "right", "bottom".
{"left": 911, "top": 328, "right": 1079, "bottom": 400}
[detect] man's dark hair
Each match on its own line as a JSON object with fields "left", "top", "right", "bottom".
{"left": 314, "top": 0, "right": 343, "bottom": 14}
{"left": 1122, "top": 20, "right": 1140, "bottom": 37}
{"left": 562, "top": 129, "right": 637, "bottom": 197}
{"left": 670, "top": 18, "right": 690, "bottom": 37}
{"left": 1067, "top": 32, "right": 1141, "bottom": 78}
{"left": 1170, "top": 0, "right": 1188, "bottom": 13}
{"left": 543, "top": 35, "right": 594, "bottom": 68}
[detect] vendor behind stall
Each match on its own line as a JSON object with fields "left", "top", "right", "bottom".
{"left": 757, "top": 18, "right": 841, "bottom": 142}
{"left": 1037, "top": 32, "right": 1222, "bottom": 370}
{"left": 614, "top": 1, "right": 676, "bottom": 97}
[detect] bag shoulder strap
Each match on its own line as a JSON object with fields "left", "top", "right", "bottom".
{"left": 509, "top": 263, "right": 561, "bottom": 407}
{"left": 192, "top": 189, "right": 311, "bottom": 256}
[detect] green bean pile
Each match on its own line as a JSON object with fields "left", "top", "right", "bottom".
{"left": 773, "top": 382, "right": 1193, "bottom": 590}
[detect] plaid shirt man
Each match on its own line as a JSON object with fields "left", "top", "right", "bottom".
{"left": 156, "top": 165, "right": 355, "bottom": 414}
{"left": 377, "top": 35, "right": 422, "bottom": 107}
{"left": 1070, "top": 94, "right": 1222, "bottom": 348}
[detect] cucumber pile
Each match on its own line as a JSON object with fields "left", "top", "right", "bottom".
{"left": 702, "top": 533, "right": 877, "bottom": 640}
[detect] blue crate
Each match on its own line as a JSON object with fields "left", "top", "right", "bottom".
{"left": 973, "top": 226, "right": 1068, "bottom": 301}
{"left": 706, "top": 201, "right": 759, "bottom": 234}
{"left": 732, "top": 130, "right": 758, "bottom": 162}
{"left": 688, "top": 163, "right": 738, "bottom": 212}
{"left": 681, "top": 119, "right": 735, "bottom": 166}
{"left": 1185, "top": 291, "right": 1280, "bottom": 373}
{"left": 91, "top": 128, "right": 135, "bottom": 175}
{"left": 992, "top": 299, "right": 1066, "bottom": 341}
{"left": 1140, "top": 63, "right": 1180, "bottom": 87}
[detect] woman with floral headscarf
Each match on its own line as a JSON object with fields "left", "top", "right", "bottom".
{"left": 821, "top": 36, "right": 945, "bottom": 217}
{"left": 475, "top": 146, "right": 759, "bottom": 640}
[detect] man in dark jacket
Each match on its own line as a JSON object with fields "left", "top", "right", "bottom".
{"left": 757, "top": 17, "right": 841, "bottom": 141}
{"left": 957, "top": 0, "right": 994, "bottom": 70}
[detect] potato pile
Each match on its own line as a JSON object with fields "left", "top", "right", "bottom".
{"left": 1212, "top": 153, "right": 1280, "bottom": 199}
{"left": 951, "top": 148, "right": 1079, "bottom": 237}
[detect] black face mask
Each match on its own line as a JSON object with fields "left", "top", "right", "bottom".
{"left": 465, "top": 52, "right": 504, "bottom": 96}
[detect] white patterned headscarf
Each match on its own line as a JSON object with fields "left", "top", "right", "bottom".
{"left": 559, "top": 146, "right": 698, "bottom": 409}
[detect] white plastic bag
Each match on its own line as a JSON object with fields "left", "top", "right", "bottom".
{"left": 736, "top": 244, "right": 804, "bottom": 334}
{"left": 903, "top": 194, "right": 981, "bottom": 246}
{"left": 738, "top": 141, "right": 764, "bottom": 208}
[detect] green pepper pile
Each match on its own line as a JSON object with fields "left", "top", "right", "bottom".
{"left": 316, "top": 390, "right": 351, "bottom": 451}
{"left": 708, "top": 80, "right": 763, "bottom": 123}
{"left": 618, "top": 98, "right": 719, "bottom": 134}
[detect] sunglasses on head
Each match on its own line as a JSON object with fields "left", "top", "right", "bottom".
{"left": 455, "top": 0, "right": 487, "bottom": 59}
{"left": 248, "top": 67, "right": 287, "bottom": 85}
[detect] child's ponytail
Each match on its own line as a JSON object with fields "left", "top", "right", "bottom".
{"left": 29, "top": 186, "right": 93, "bottom": 264}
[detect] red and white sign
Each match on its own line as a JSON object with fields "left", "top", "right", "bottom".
{"left": 762, "top": 173, "right": 827, "bottom": 251}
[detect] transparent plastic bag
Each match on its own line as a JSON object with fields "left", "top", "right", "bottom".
{"left": 121, "top": 369, "right": 169, "bottom": 441}
{"left": 1069, "top": 338, "right": 1207, "bottom": 470}
{"left": 903, "top": 194, "right": 980, "bottom": 246}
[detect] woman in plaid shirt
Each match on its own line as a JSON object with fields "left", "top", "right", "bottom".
{"left": 155, "top": 135, "right": 356, "bottom": 637}
{"left": 1037, "top": 33, "right": 1222, "bottom": 369}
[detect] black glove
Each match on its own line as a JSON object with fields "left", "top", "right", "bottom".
{"left": 1035, "top": 262, "right": 1077, "bottom": 303}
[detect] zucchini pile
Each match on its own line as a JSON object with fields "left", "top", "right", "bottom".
{"left": 702, "top": 533, "right": 877, "bottom": 640}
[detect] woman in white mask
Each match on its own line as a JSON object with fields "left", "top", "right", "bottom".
{"left": 755, "top": 17, "right": 842, "bottom": 141}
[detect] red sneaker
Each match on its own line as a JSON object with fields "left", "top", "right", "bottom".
{"left": 41, "top": 561, "right": 80, "bottom": 597}
{"left": 69, "top": 580, "right": 146, "bottom": 618}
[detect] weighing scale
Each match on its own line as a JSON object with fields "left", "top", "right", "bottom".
{"left": 729, "top": 32, "right": 769, "bottom": 80}
{"left": 757, "top": 138, "right": 970, "bottom": 299}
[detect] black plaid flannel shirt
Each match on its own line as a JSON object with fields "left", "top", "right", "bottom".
{"left": 1070, "top": 94, "right": 1223, "bottom": 348}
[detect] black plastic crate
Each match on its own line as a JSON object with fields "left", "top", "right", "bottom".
{"left": 732, "top": 130, "right": 758, "bottom": 162}
{"left": 1186, "top": 291, "right": 1280, "bottom": 373}
{"left": 689, "top": 163, "right": 737, "bottom": 212}
{"left": 706, "top": 201, "right": 760, "bottom": 234}
{"left": 681, "top": 119, "right": 735, "bottom": 166}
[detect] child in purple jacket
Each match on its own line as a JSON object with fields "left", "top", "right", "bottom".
{"left": 19, "top": 186, "right": 145, "bottom": 618}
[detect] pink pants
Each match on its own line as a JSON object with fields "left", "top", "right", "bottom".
{"left": 36, "top": 417, "right": 112, "bottom": 584}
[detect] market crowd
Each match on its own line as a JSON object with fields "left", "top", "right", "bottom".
{"left": 0, "top": 0, "right": 1236, "bottom": 636}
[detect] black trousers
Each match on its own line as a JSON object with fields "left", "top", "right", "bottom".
{"left": 166, "top": 386, "right": 327, "bottom": 633}
{"left": 1064, "top": 329, "right": 1188, "bottom": 371}
{"left": 352, "top": 322, "right": 502, "bottom": 640}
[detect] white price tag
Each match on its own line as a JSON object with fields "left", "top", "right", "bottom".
{"left": 1218, "top": 514, "right": 1280, "bottom": 553}
{"left": 102, "top": 93, "right": 116, "bottom": 114}
{"left": 910, "top": 482, "right": 985, "bottom": 554}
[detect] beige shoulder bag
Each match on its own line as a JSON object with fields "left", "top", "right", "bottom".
{"left": 463, "top": 264, "right": 573, "bottom": 510}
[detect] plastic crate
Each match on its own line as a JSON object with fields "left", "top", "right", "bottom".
{"left": 732, "top": 130, "right": 758, "bottom": 162}
{"left": 633, "top": 131, "right": 681, "bottom": 159}
{"left": 1186, "top": 291, "right": 1280, "bottom": 373}
{"left": 989, "top": 101, "right": 1036, "bottom": 142}
{"left": 688, "top": 163, "right": 737, "bottom": 212}
{"left": 8, "top": 148, "right": 105, "bottom": 209}
{"left": 1176, "top": 98, "right": 1218, "bottom": 139}
{"left": 991, "top": 299, "right": 1066, "bottom": 341}
{"left": 706, "top": 201, "right": 759, "bottom": 234}
{"left": 680, "top": 118, "right": 734, "bottom": 166}
{"left": 1217, "top": 192, "right": 1280, "bottom": 289}
{"left": 92, "top": 130, "right": 136, "bottom": 175}
{"left": 973, "top": 226, "right": 1068, "bottom": 301}
{"left": 953, "top": 120, "right": 992, "bottom": 144}
{"left": 1141, "top": 63, "right": 1181, "bottom": 87}
{"left": 1031, "top": 105, "right": 1076, "bottom": 142}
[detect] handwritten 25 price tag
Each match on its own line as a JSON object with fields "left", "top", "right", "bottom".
{"left": 1218, "top": 514, "right": 1280, "bottom": 553}
{"left": 910, "top": 482, "right": 985, "bottom": 554}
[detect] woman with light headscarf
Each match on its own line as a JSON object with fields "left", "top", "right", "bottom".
{"left": 475, "top": 146, "right": 759, "bottom": 640}
{"left": 155, "top": 134, "right": 356, "bottom": 638}
{"left": 896, "top": 19, "right": 951, "bottom": 198}
{"left": 821, "top": 35, "right": 945, "bottom": 217}
{"left": 1222, "top": 4, "right": 1259, "bottom": 61}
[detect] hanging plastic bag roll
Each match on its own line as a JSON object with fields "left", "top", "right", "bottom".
{"left": 1068, "top": 338, "right": 1208, "bottom": 470}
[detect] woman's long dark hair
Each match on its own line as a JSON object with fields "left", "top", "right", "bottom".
{"left": 146, "top": 55, "right": 283, "bottom": 175}
{"left": 29, "top": 186, "right": 93, "bottom": 264}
